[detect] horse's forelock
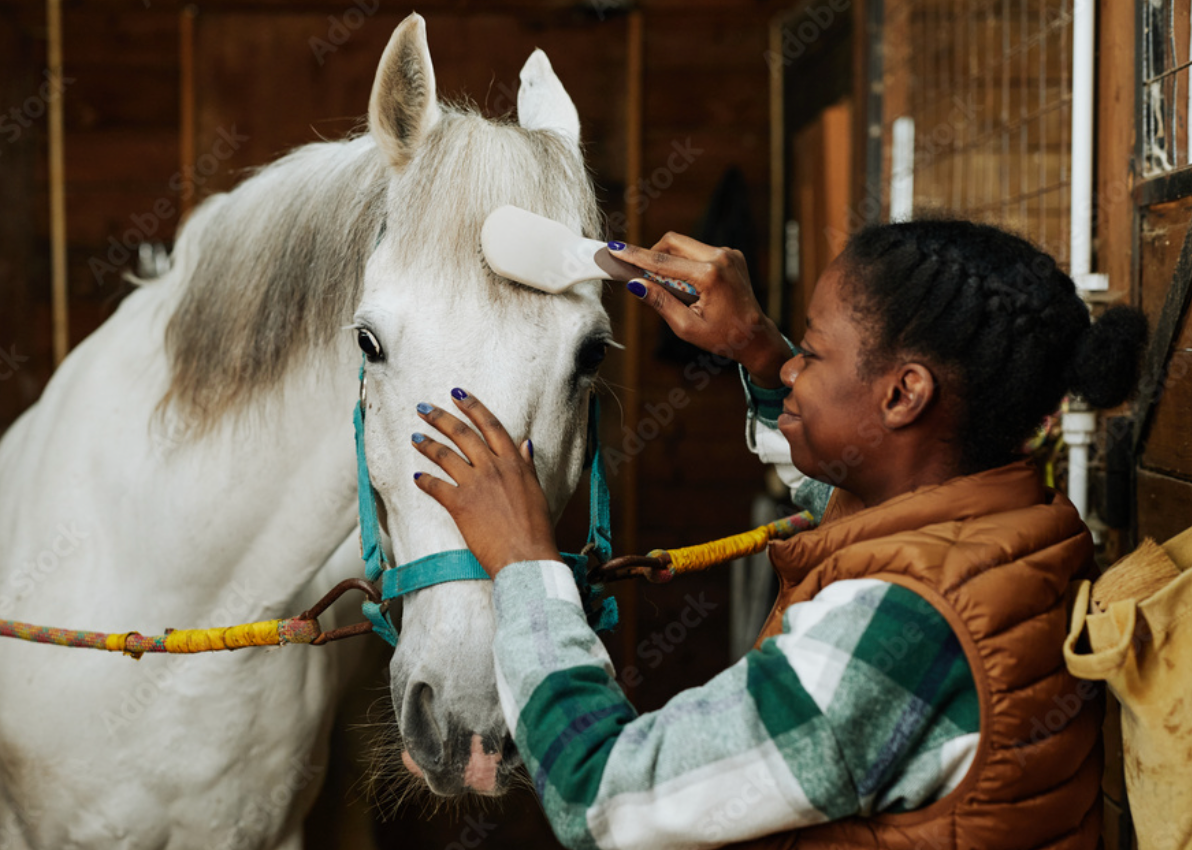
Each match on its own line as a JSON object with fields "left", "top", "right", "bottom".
{"left": 385, "top": 108, "right": 601, "bottom": 282}
{"left": 159, "top": 104, "right": 600, "bottom": 433}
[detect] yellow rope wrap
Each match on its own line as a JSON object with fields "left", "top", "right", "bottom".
{"left": 648, "top": 511, "right": 817, "bottom": 575}
{"left": 656, "top": 526, "right": 773, "bottom": 574}
{"left": 162, "top": 620, "right": 283, "bottom": 653}
{"left": 104, "top": 632, "right": 138, "bottom": 653}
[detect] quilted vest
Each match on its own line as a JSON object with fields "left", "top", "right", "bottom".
{"left": 730, "top": 461, "right": 1104, "bottom": 850}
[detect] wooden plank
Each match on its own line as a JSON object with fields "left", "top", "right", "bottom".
{"left": 62, "top": 129, "right": 179, "bottom": 187}
{"left": 1138, "top": 197, "right": 1192, "bottom": 323}
{"left": 1140, "top": 351, "right": 1192, "bottom": 478}
{"left": 60, "top": 188, "right": 184, "bottom": 247}
{"left": 1137, "top": 468, "right": 1192, "bottom": 543}
{"left": 1097, "top": 0, "right": 1135, "bottom": 302}
{"left": 0, "top": 7, "right": 45, "bottom": 433}
{"left": 1136, "top": 198, "right": 1192, "bottom": 455}
{"left": 62, "top": 10, "right": 179, "bottom": 68}
{"left": 48, "top": 0, "right": 68, "bottom": 366}
{"left": 65, "top": 68, "right": 179, "bottom": 132}
{"left": 822, "top": 100, "right": 853, "bottom": 257}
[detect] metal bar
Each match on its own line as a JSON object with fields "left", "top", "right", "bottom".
{"left": 1144, "top": 56, "right": 1192, "bottom": 86}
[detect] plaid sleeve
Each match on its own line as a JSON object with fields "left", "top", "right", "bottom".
{"left": 492, "top": 562, "right": 979, "bottom": 850}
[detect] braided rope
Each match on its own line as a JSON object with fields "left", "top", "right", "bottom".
{"left": 0, "top": 617, "right": 321, "bottom": 660}
{"left": 648, "top": 510, "right": 817, "bottom": 576}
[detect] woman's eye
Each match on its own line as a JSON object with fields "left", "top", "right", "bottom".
{"left": 357, "top": 328, "right": 384, "bottom": 362}
{"left": 577, "top": 340, "right": 608, "bottom": 374}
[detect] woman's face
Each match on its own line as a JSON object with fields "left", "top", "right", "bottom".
{"left": 777, "top": 260, "right": 886, "bottom": 488}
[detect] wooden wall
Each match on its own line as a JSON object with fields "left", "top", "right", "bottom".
{"left": 1, "top": 1, "right": 794, "bottom": 846}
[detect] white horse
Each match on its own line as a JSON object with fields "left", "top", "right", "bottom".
{"left": 0, "top": 14, "right": 611, "bottom": 848}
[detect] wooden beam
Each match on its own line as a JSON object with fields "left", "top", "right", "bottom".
{"left": 616, "top": 5, "right": 643, "bottom": 694}
{"left": 1098, "top": 0, "right": 1135, "bottom": 303}
{"left": 768, "top": 12, "right": 785, "bottom": 324}
{"left": 47, "top": 0, "right": 68, "bottom": 366}
{"left": 179, "top": 5, "right": 197, "bottom": 218}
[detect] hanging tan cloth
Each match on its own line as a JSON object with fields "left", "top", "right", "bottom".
{"left": 1065, "top": 527, "right": 1192, "bottom": 850}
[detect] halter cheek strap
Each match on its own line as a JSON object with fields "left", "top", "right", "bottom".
{"left": 354, "top": 357, "right": 616, "bottom": 647}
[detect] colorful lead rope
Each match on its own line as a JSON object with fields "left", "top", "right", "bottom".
{"left": 598, "top": 510, "right": 817, "bottom": 584}
{"left": 657, "top": 510, "right": 817, "bottom": 574}
{"left": 0, "top": 617, "right": 320, "bottom": 660}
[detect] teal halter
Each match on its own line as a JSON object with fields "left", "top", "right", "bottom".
{"left": 353, "top": 359, "right": 617, "bottom": 646}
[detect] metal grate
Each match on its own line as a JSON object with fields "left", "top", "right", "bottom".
{"left": 1141, "top": 0, "right": 1192, "bottom": 177}
{"left": 883, "top": 0, "right": 1074, "bottom": 265}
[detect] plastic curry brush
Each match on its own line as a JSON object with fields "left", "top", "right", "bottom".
{"left": 480, "top": 205, "right": 700, "bottom": 304}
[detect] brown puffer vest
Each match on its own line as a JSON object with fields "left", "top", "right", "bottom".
{"left": 729, "top": 461, "right": 1104, "bottom": 850}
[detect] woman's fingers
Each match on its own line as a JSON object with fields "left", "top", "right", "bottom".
{"left": 448, "top": 390, "right": 520, "bottom": 457}
{"left": 416, "top": 401, "right": 493, "bottom": 466}
{"left": 610, "top": 238, "right": 709, "bottom": 282}
{"left": 648, "top": 231, "right": 723, "bottom": 262}
{"left": 411, "top": 432, "right": 472, "bottom": 482}
{"left": 412, "top": 470, "right": 457, "bottom": 506}
{"left": 627, "top": 278, "right": 705, "bottom": 333}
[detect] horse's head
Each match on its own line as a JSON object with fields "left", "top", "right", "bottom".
{"left": 353, "top": 15, "right": 611, "bottom": 797}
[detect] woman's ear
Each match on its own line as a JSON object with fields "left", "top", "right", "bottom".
{"left": 879, "top": 362, "right": 937, "bottom": 429}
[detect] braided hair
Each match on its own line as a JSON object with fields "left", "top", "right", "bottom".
{"left": 840, "top": 219, "right": 1149, "bottom": 473}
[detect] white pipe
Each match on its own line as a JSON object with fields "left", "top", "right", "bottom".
{"left": 1063, "top": 406, "right": 1097, "bottom": 523}
{"left": 1070, "top": 0, "right": 1107, "bottom": 293}
{"left": 1066, "top": 1, "right": 1103, "bottom": 532}
{"left": 890, "top": 116, "right": 915, "bottom": 222}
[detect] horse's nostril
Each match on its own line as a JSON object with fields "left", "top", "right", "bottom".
{"left": 401, "top": 681, "right": 445, "bottom": 768}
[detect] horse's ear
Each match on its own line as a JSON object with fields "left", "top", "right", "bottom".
{"left": 369, "top": 13, "right": 442, "bottom": 169}
{"left": 517, "top": 49, "right": 580, "bottom": 146}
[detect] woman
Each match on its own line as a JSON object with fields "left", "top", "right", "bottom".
{"left": 409, "top": 219, "right": 1147, "bottom": 850}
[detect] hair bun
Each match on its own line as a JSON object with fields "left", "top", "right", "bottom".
{"left": 1066, "top": 305, "right": 1150, "bottom": 409}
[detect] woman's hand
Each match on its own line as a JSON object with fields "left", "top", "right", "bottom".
{"left": 610, "top": 233, "right": 790, "bottom": 387}
{"left": 411, "top": 390, "right": 560, "bottom": 578}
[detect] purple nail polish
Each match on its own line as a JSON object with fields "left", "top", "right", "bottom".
{"left": 607, "top": 240, "right": 626, "bottom": 251}
{"left": 626, "top": 280, "right": 647, "bottom": 298}
{"left": 451, "top": 388, "right": 468, "bottom": 401}
{"left": 414, "top": 472, "right": 423, "bottom": 480}
{"left": 527, "top": 439, "right": 534, "bottom": 459}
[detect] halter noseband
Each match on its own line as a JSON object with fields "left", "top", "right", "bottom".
{"left": 354, "top": 358, "right": 617, "bottom": 646}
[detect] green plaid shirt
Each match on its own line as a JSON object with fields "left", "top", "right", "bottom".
{"left": 492, "top": 564, "right": 979, "bottom": 850}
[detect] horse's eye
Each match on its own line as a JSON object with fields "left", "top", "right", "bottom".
{"left": 357, "top": 328, "right": 384, "bottom": 362}
{"left": 577, "top": 340, "right": 607, "bottom": 374}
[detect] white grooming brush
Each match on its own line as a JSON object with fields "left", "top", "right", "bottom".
{"left": 481, "top": 205, "right": 700, "bottom": 304}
